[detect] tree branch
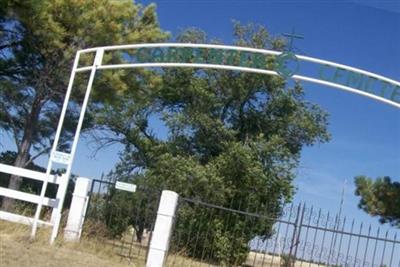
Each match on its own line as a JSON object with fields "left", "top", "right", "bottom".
{"left": 87, "top": 128, "right": 124, "bottom": 158}
{"left": 23, "top": 146, "right": 51, "bottom": 167}
{"left": 2, "top": 109, "right": 22, "bottom": 151}
{"left": 0, "top": 41, "right": 20, "bottom": 51}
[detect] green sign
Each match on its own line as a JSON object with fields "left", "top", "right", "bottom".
{"left": 318, "top": 65, "right": 400, "bottom": 103}
{"left": 135, "top": 47, "right": 272, "bottom": 71}
{"left": 128, "top": 47, "right": 399, "bottom": 105}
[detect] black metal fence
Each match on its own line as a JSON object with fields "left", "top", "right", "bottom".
{"left": 82, "top": 176, "right": 160, "bottom": 265}
{"left": 80, "top": 178, "right": 400, "bottom": 267}
{"left": 167, "top": 197, "right": 400, "bottom": 267}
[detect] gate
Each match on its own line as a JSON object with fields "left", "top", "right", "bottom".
{"left": 166, "top": 197, "right": 400, "bottom": 267}
{"left": 82, "top": 176, "right": 160, "bottom": 265}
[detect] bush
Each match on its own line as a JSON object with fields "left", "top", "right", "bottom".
{"left": 171, "top": 202, "right": 276, "bottom": 266}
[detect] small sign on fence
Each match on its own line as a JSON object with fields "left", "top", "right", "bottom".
{"left": 51, "top": 151, "right": 71, "bottom": 165}
{"left": 115, "top": 181, "right": 137, "bottom": 193}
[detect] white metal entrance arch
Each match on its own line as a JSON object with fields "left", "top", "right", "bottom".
{"left": 27, "top": 43, "right": 400, "bottom": 243}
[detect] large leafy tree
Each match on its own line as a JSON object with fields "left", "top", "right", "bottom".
{"left": 0, "top": 0, "right": 168, "bottom": 210}
{"left": 94, "top": 23, "right": 331, "bottom": 264}
{"left": 354, "top": 176, "right": 400, "bottom": 228}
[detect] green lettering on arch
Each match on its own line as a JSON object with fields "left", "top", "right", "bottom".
{"left": 151, "top": 47, "right": 165, "bottom": 62}
{"left": 361, "top": 76, "right": 378, "bottom": 93}
{"left": 318, "top": 64, "right": 331, "bottom": 81}
{"left": 166, "top": 47, "right": 180, "bottom": 62}
{"left": 390, "top": 86, "right": 400, "bottom": 103}
{"left": 239, "top": 51, "right": 251, "bottom": 67}
{"left": 207, "top": 49, "right": 224, "bottom": 65}
{"left": 345, "top": 71, "right": 364, "bottom": 89}
{"left": 193, "top": 47, "right": 207, "bottom": 64}
{"left": 180, "top": 47, "right": 194, "bottom": 63}
{"left": 136, "top": 48, "right": 151, "bottom": 63}
{"left": 379, "top": 80, "right": 393, "bottom": 98}
{"left": 332, "top": 67, "right": 346, "bottom": 84}
{"left": 224, "top": 50, "right": 238, "bottom": 66}
{"left": 251, "top": 53, "right": 267, "bottom": 69}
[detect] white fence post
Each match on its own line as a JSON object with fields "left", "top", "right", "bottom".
{"left": 64, "top": 177, "right": 91, "bottom": 242}
{"left": 49, "top": 173, "right": 70, "bottom": 243}
{"left": 50, "top": 173, "right": 69, "bottom": 224}
{"left": 146, "top": 190, "right": 179, "bottom": 267}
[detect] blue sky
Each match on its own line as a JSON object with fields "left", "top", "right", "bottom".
{"left": 1, "top": 0, "right": 399, "bottom": 234}
{"left": 131, "top": 0, "right": 400, "bottom": 230}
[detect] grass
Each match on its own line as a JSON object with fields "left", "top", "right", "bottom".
{"left": 0, "top": 221, "right": 325, "bottom": 267}
{"left": 0, "top": 221, "right": 135, "bottom": 267}
{"left": 0, "top": 220, "right": 213, "bottom": 267}
{"left": 0, "top": 220, "right": 215, "bottom": 267}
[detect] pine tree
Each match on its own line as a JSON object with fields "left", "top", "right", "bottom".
{"left": 355, "top": 176, "right": 400, "bottom": 228}
{"left": 0, "top": 0, "right": 168, "bottom": 210}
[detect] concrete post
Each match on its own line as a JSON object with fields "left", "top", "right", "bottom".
{"left": 64, "top": 177, "right": 91, "bottom": 242}
{"left": 146, "top": 190, "right": 179, "bottom": 267}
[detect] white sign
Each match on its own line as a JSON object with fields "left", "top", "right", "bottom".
{"left": 51, "top": 151, "right": 71, "bottom": 164}
{"left": 115, "top": 181, "right": 137, "bottom": 193}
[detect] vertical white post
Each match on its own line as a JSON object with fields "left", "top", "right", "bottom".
{"left": 32, "top": 48, "right": 103, "bottom": 242}
{"left": 64, "top": 177, "right": 91, "bottom": 242}
{"left": 30, "top": 51, "right": 81, "bottom": 239}
{"left": 50, "top": 175, "right": 66, "bottom": 224}
{"left": 146, "top": 190, "right": 179, "bottom": 267}
{"left": 49, "top": 173, "right": 69, "bottom": 242}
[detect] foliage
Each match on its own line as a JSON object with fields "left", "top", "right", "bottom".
{"left": 172, "top": 204, "right": 254, "bottom": 265}
{"left": 103, "top": 180, "right": 159, "bottom": 241}
{"left": 96, "top": 22, "right": 330, "bottom": 265}
{"left": 83, "top": 172, "right": 159, "bottom": 242}
{"left": 0, "top": 0, "right": 168, "bottom": 209}
{"left": 354, "top": 175, "right": 400, "bottom": 228}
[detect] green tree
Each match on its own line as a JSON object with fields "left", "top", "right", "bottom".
{"left": 0, "top": 0, "right": 168, "bottom": 210}
{"left": 100, "top": 172, "right": 159, "bottom": 242}
{"left": 354, "top": 176, "right": 400, "bottom": 228}
{"left": 96, "top": 23, "right": 330, "bottom": 264}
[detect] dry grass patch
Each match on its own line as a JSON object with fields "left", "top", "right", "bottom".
{"left": 0, "top": 221, "right": 136, "bottom": 267}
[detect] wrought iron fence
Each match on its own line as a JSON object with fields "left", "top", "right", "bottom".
{"left": 167, "top": 197, "right": 400, "bottom": 267}
{"left": 82, "top": 176, "right": 160, "bottom": 265}
{"left": 80, "top": 178, "right": 400, "bottom": 267}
